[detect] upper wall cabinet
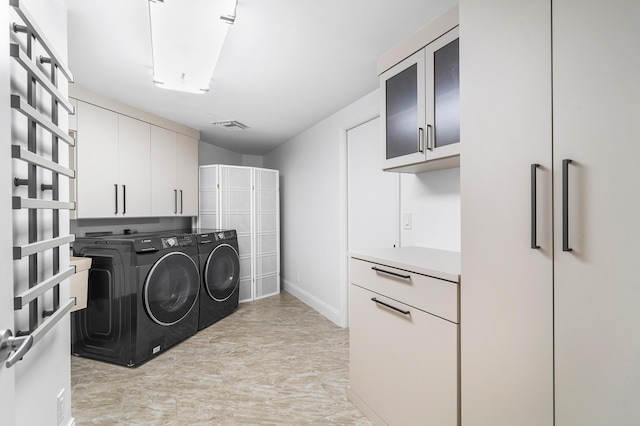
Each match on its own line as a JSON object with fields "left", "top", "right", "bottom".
{"left": 70, "top": 85, "right": 200, "bottom": 219}
{"left": 150, "top": 126, "right": 198, "bottom": 217}
{"left": 379, "top": 6, "right": 459, "bottom": 173}
{"left": 75, "top": 101, "right": 151, "bottom": 218}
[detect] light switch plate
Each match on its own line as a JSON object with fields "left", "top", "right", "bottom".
{"left": 403, "top": 212, "right": 412, "bottom": 230}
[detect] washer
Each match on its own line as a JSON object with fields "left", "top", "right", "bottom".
{"left": 71, "top": 232, "right": 200, "bottom": 367}
{"left": 192, "top": 229, "right": 240, "bottom": 330}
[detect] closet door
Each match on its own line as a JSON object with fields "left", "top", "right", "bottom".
{"left": 219, "top": 165, "right": 253, "bottom": 302}
{"left": 553, "top": 1, "right": 640, "bottom": 424}
{"left": 347, "top": 117, "right": 399, "bottom": 252}
{"left": 460, "top": 0, "right": 553, "bottom": 424}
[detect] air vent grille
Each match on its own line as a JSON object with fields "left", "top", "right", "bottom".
{"left": 212, "top": 120, "right": 248, "bottom": 130}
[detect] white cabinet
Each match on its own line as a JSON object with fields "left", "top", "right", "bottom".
{"left": 150, "top": 125, "right": 176, "bottom": 215}
{"left": 553, "top": 2, "right": 640, "bottom": 423}
{"left": 198, "top": 165, "right": 280, "bottom": 303}
{"left": 75, "top": 101, "right": 150, "bottom": 218}
{"left": 380, "top": 7, "right": 459, "bottom": 173}
{"left": 70, "top": 86, "right": 200, "bottom": 220}
{"left": 461, "top": 1, "right": 640, "bottom": 425}
{"left": 176, "top": 133, "right": 198, "bottom": 216}
{"left": 150, "top": 125, "right": 198, "bottom": 216}
{"left": 348, "top": 249, "right": 459, "bottom": 426}
{"left": 118, "top": 115, "right": 151, "bottom": 217}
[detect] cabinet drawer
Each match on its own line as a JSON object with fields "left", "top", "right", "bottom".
{"left": 349, "top": 284, "right": 458, "bottom": 426}
{"left": 350, "top": 257, "right": 458, "bottom": 323}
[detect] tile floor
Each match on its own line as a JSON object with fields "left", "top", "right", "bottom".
{"left": 71, "top": 292, "right": 372, "bottom": 425}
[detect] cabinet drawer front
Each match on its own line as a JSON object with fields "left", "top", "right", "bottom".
{"left": 349, "top": 284, "right": 458, "bottom": 426}
{"left": 350, "top": 257, "right": 458, "bottom": 323}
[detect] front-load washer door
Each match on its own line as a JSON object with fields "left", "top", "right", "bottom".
{"left": 204, "top": 244, "right": 240, "bottom": 302}
{"left": 144, "top": 252, "right": 200, "bottom": 326}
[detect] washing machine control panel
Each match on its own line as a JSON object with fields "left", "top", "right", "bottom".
{"left": 161, "top": 235, "right": 195, "bottom": 248}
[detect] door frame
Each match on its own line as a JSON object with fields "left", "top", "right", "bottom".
{"left": 338, "top": 102, "right": 395, "bottom": 327}
{"left": 1, "top": 0, "right": 15, "bottom": 417}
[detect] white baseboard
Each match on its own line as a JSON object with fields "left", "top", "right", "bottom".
{"left": 347, "top": 388, "right": 383, "bottom": 425}
{"left": 282, "top": 279, "right": 346, "bottom": 328}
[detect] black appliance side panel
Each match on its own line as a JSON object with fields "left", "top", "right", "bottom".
{"left": 71, "top": 245, "right": 133, "bottom": 366}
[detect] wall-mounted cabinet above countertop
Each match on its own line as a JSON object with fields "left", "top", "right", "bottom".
{"left": 379, "top": 5, "right": 460, "bottom": 173}
{"left": 68, "top": 84, "right": 199, "bottom": 219}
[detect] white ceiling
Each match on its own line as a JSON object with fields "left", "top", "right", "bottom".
{"left": 64, "top": 0, "right": 456, "bottom": 155}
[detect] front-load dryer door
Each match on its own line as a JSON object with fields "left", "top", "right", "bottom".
{"left": 144, "top": 252, "right": 200, "bottom": 326}
{"left": 204, "top": 244, "right": 240, "bottom": 302}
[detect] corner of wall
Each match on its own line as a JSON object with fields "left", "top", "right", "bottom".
{"left": 282, "top": 280, "right": 346, "bottom": 328}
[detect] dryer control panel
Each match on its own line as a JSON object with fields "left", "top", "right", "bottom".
{"left": 197, "top": 229, "right": 237, "bottom": 244}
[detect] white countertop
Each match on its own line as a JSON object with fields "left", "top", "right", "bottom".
{"left": 349, "top": 246, "right": 461, "bottom": 283}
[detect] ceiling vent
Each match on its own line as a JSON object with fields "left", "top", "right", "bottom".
{"left": 212, "top": 120, "right": 249, "bottom": 130}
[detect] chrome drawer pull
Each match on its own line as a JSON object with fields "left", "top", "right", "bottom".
{"left": 371, "top": 266, "right": 410, "bottom": 280}
{"left": 371, "top": 297, "right": 410, "bottom": 315}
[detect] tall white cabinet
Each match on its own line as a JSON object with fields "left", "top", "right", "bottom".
{"left": 460, "top": 1, "right": 640, "bottom": 425}
{"left": 198, "top": 165, "right": 280, "bottom": 303}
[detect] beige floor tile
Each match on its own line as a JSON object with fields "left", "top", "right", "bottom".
{"left": 71, "top": 292, "right": 371, "bottom": 425}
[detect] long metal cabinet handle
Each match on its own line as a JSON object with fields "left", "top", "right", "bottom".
{"left": 122, "top": 185, "right": 126, "bottom": 215}
{"left": 371, "top": 298, "right": 410, "bottom": 315}
{"left": 0, "top": 329, "right": 34, "bottom": 368}
{"left": 114, "top": 184, "right": 118, "bottom": 214}
{"left": 371, "top": 266, "right": 411, "bottom": 280}
{"left": 426, "top": 124, "right": 434, "bottom": 151}
{"left": 562, "top": 159, "right": 573, "bottom": 252}
{"left": 531, "top": 164, "right": 540, "bottom": 249}
{"left": 174, "top": 189, "right": 178, "bottom": 214}
{"left": 418, "top": 127, "right": 425, "bottom": 153}
{"left": 180, "top": 189, "right": 183, "bottom": 214}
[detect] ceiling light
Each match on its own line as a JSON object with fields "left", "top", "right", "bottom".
{"left": 148, "top": 0, "right": 237, "bottom": 94}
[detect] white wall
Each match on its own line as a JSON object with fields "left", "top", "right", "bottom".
{"left": 401, "top": 168, "right": 460, "bottom": 251}
{"left": 198, "top": 141, "right": 265, "bottom": 168}
{"left": 242, "top": 154, "right": 263, "bottom": 168}
{"left": 6, "top": 1, "right": 74, "bottom": 425}
{"left": 264, "top": 91, "right": 379, "bottom": 326}
{"left": 265, "top": 88, "right": 461, "bottom": 327}
{"left": 198, "top": 140, "right": 243, "bottom": 166}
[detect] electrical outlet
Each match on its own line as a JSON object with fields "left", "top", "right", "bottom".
{"left": 57, "top": 389, "right": 65, "bottom": 425}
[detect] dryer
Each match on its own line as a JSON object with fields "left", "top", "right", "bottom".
{"left": 71, "top": 232, "right": 200, "bottom": 367}
{"left": 193, "top": 229, "right": 240, "bottom": 330}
